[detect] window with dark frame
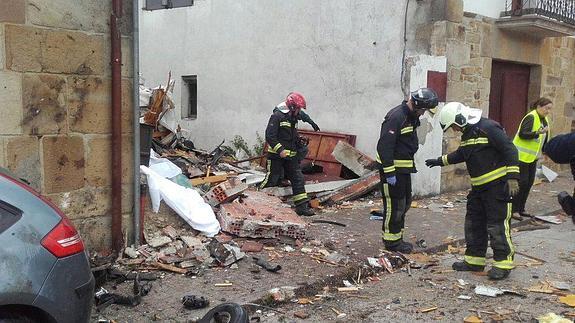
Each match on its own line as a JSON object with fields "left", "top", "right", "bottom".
{"left": 182, "top": 75, "right": 197, "bottom": 119}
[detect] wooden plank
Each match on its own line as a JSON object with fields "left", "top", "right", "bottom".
{"left": 262, "top": 179, "right": 355, "bottom": 197}
{"left": 190, "top": 175, "right": 228, "bottom": 186}
{"left": 152, "top": 262, "right": 188, "bottom": 274}
{"left": 319, "top": 171, "right": 380, "bottom": 205}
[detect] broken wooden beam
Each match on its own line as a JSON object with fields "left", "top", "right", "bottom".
{"left": 262, "top": 179, "right": 354, "bottom": 197}
{"left": 331, "top": 141, "right": 375, "bottom": 176}
{"left": 151, "top": 262, "right": 188, "bottom": 274}
{"left": 190, "top": 175, "right": 228, "bottom": 186}
{"left": 319, "top": 170, "right": 380, "bottom": 205}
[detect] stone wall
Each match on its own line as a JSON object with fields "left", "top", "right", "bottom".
{"left": 0, "top": 0, "right": 134, "bottom": 251}
{"left": 428, "top": 1, "right": 575, "bottom": 192}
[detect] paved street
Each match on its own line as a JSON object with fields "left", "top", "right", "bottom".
{"left": 95, "top": 172, "right": 574, "bottom": 322}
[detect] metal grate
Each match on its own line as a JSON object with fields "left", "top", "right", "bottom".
{"left": 502, "top": 0, "right": 575, "bottom": 25}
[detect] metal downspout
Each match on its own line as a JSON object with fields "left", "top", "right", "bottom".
{"left": 111, "top": 0, "right": 123, "bottom": 253}
{"left": 132, "top": 0, "right": 141, "bottom": 247}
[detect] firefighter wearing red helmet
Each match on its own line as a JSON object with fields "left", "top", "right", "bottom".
{"left": 260, "top": 92, "right": 315, "bottom": 216}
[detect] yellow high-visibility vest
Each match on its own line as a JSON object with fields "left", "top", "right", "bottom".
{"left": 513, "top": 110, "right": 550, "bottom": 163}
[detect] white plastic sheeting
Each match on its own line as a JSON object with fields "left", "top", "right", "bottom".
{"left": 140, "top": 165, "right": 220, "bottom": 237}
{"left": 148, "top": 149, "right": 182, "bottom": 178}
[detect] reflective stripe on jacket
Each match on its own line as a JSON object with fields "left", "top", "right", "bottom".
{"left": 439, "top": 118, "right": 520, "bottom": 189}
{"left": 375, "top": 102, "right": 419, "bottom": 178}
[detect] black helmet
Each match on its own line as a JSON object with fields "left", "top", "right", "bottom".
{"left": 410, "top": 88, "right": 439, "bottom": 110}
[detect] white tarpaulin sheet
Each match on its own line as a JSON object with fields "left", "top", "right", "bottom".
{"left": 141, "top": 165, "right": 220, "bottom": 237}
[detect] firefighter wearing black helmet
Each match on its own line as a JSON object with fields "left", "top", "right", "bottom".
{"left": 375, "top": 88, "right": 439, "bottom": 254}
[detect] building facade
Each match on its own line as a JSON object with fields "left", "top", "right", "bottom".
{"left": 0, "top": 0, "right": 135, "bottom": 251}
{"left": 140, "top": 0, "right": 575, "bottom": 194}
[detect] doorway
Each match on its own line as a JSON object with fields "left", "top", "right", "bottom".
{"left": 488, "top": 60, "right": 531, "bottom": 137}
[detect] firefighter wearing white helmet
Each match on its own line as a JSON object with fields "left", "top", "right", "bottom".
{"left": 425, "top": 102, "right": 520, "bottom": 280}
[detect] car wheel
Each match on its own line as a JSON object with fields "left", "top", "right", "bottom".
{"left": 0, "top": 312, "right": 37, "bottom": 323}
{"left": 198, "top": 303, "right": 249, "bottom": 323}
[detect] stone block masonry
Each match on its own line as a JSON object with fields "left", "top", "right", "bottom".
{"left": 0, "top": 0, "right": 134, "bottom": 251}
{"left": 429, "top": 5, "right": 575, "bottom": 192}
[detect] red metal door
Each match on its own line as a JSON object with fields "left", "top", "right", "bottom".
{"left": 489, "top": 61, "right": 531, "bottom": 137}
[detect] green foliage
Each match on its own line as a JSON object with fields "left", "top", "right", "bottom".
{"left": 223, "top": 132, "right": 266, "bottom": 159}
{"left": 253, "top": 132, "right": 265, "bottom": 156}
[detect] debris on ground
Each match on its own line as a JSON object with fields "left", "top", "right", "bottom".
{"left": 94, "top": 273, "right": 153, "bottom": 310}
{"left": 558, "top": 294, "right": 575, "bottom": 307}
{"left": 537, "top": 312, "right": 572, "bottom": 323}
{"left": 267, "top": 286, "right": 297, "bottom": 302}
{"left": 474, "top": 285, "right": 524, "bottom": 298}
{"left": 181, "top": 294, "right": 210, "bottom": 310}
{"left": 253, "top": 257, "right": 282, "bottom": 272}
{"left": 463, "top": 315, "right": 483, "bottom": 323}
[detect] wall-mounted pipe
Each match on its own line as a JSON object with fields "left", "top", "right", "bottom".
{"left": 133, "top": 0, "right": 141, "bottom": 247}
{"left": 111, "top": 0, "right": 123, "bottom": 253}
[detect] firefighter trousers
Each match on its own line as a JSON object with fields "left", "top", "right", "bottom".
{"left": 259, "top": 157, "right": 308, "bottom": 205}
{"left": 464, "top": 181, "right": 515, "bottom": 270}
{"left": 379, "top": 170, "right": 412, "bottom": 247}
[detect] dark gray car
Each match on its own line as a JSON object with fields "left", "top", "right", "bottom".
{"left": 0, "top": 168, "right": 94, "bottom": 323}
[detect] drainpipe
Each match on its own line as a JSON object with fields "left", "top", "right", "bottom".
{"left": 132, "top": 0, "right": 141, "bottom": 247}
{"left": 111, "top": 0, "right": 123, "bottom": 253}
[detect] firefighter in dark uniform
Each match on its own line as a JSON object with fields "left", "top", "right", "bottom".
{"left": 260, "top": 92, "right": 315, "bottom": 216}
{"left": 425, "top": 102, "right": 520, "bottom": 280}
{"left": 272, "top": 103, "right": 320, "bottom": 176}
{"left": 543, "top": 132, "right": 575, "bottom": 221}
{"left": 376, "top": 88, "right": 438, "bottom": 254}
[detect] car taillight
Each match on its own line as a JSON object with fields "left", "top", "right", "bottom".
{"left": 41, "top": 216, "right": 85, "bottom": 258}
{"left": 0, "top": 171, "right": 85, "bottom": 257}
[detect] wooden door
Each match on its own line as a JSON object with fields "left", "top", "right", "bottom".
{"left": 489, "top": 61, "right": 531, "bottom": 137}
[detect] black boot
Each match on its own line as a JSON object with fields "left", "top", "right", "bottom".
{"left": 452, "top": 261, "right": 485, "bottom": 272}
{"left": 488, "top": 267, "right": 510, "bottom": 280}
{"left": 385, "top": 241, "right": 413, "bottom": 254}
{"left": 558, "top": 191, "right": 575, "bottom": 216}
{"left": 295, "top": 202, "right": 315, "bottom": 216}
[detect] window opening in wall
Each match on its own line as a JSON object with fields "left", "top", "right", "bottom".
{"left": 181, "top": 75, "right": 197, "bottom": 120}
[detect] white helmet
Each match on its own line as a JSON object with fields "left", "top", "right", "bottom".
{"left": 438, "top": 102, "right": 482, "bottom": 132}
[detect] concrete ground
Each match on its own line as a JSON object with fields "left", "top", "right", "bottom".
{"left": 94, "top": 173, "right": 574, "bottom": 322}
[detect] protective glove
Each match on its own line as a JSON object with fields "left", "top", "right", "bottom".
{"left": 310, "top": 122, "right": 320, "bottom": 132}
{"left": 506, "top": 179, "right": 520, "bottom": 196}
{"left": 425, "top": 158, "right": 442, "bottom": 168}
{"left": 386, "top": 176, "right": 397, "bottom": 186}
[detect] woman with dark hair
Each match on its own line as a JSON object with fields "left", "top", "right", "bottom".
{"left": 512, "top": 97, "right": 552, "bottom": 218}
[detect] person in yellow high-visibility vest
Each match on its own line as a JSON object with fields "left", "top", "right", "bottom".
{"left": 512, "top": 97, "right": 552, "bottom": 219}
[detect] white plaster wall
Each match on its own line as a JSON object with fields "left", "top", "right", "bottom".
{"left": 463, "top": 0, "right": 507, "bottom": 18}
{"left": 139, "top": 0, "right": 442, "bottom": 194}
{"left": 408, "top": 55, "right": 446, "bottom": 197}
{"left": 139, "top": 0, "right": 419, "bottom": 154}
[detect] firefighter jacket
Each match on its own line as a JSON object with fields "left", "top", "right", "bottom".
{"left": 273, "top": 104, "right": 318, "bottom": 130}
{"left": 376, "top": 101, "right": 420, "bottom": 178}
{"left": 438, "top": 118, "right": 520, "bottom": 189}
{"left": 543, "top": 132, "right": 575, "bottom": 180}
{"left": 265, "top": 109, "right": 299, "bottom": 159}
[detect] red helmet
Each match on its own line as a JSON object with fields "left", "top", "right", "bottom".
{"left": 286, "top": 92, "right": 306, "bottom": 110}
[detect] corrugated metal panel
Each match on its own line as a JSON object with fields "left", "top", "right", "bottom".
{"left": 299, "top": 130, "right": 356, "bottom": 177}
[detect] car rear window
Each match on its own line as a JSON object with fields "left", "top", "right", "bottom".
{"left": 0, "top": 200, "right": 23, "bottom": 234}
